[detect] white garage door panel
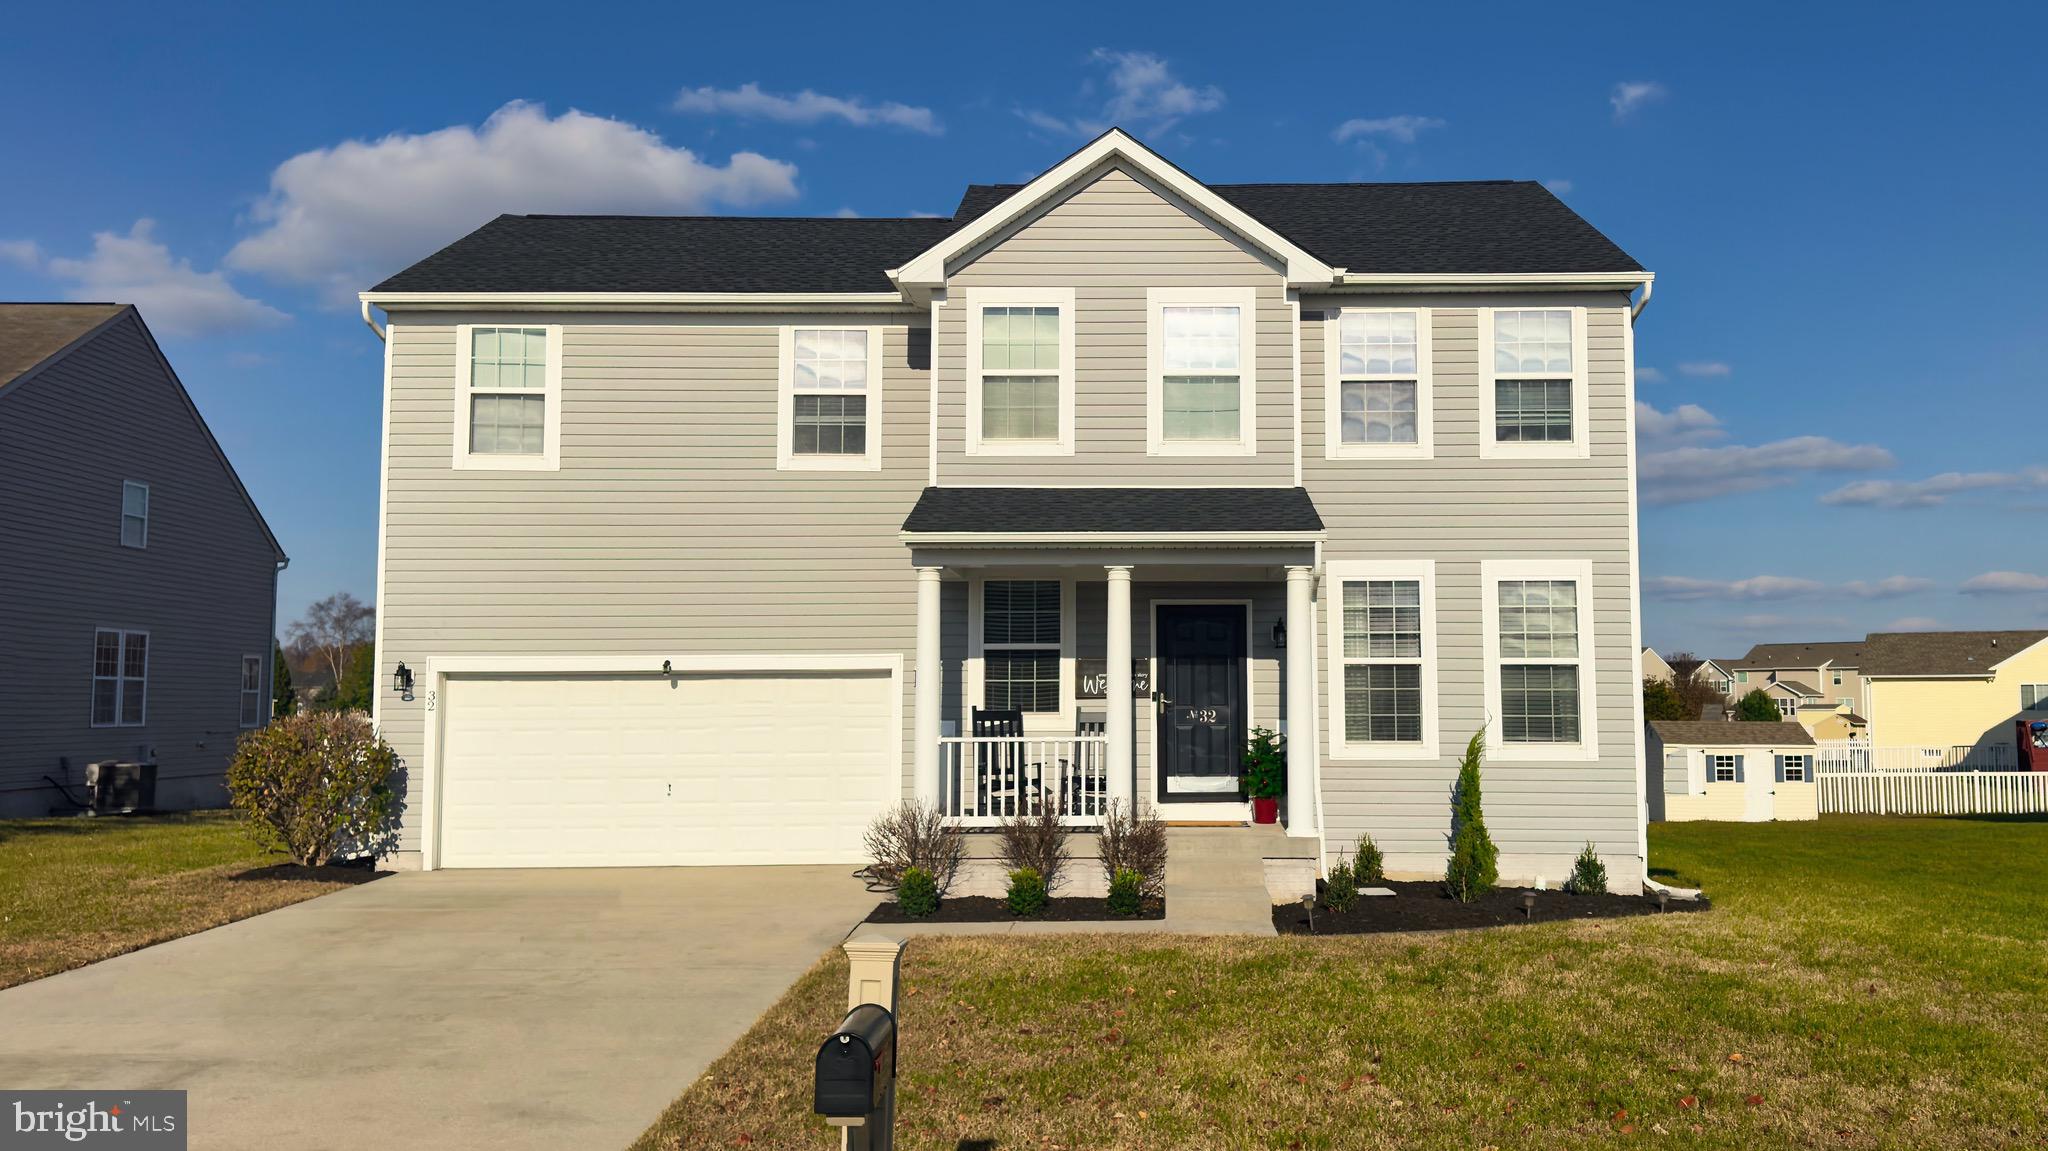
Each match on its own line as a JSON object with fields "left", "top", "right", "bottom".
{"left": 438, "top": 670, "right": 895, "bottom": 868}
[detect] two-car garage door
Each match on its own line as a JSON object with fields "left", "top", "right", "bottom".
{"left": 434, "top": 668, "right": 896, "bottom": 868}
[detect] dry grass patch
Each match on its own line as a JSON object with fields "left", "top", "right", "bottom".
{"left": 0, "top": 810, "right": 376, "bottom": 988}
{"left": 635, "top": 817, "right": 2047, "bottom": 1150}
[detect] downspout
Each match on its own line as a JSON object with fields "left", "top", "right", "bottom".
{"left": 1630, "top": 277, "right": 1654, "bottom": 323}
{"left": 268, "top": 555, "right": 289, "bottom": 723}
{"left": 361, "top": 299, "right": 387, "bottom": 341}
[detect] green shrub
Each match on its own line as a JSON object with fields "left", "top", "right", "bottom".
{"left": 1322, "top": 860, "right": 1360, "bottom": 912}
{"left": 1354, "top": 833, "right": 1385, "bottom": 884}
{"left": 1242, "top": 727, "right": 1285, "bottom": 800}
{"left": 1096, "top": 800, "right": 1168, "bottom": 897}
{"left": 1444, "top": 730, "right": 1499, "bottom": 903}
{"left": 226, "top": 711, "right": 397, "bottom": 866}
{"left": 1005, "top": 867, "right": 1048, "bottom": 917}
{"left": 1642, "top": 676, "right": 1688, "bottom": 721}
{"left": 896, "top": 866, "right": 939, "bottom": 919}
{"left": 1735, "top": 688, "right": 1782, "bottom": 723}
{"left": 1106, "top": 867, "right": 1145, "bottom": 916}
{"left": 1568, "top": 842, "right": 1609, "bottom": 895}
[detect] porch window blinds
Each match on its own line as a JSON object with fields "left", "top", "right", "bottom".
{"left": 1341, "top": 580, "right": 1423, "bottom": 743}
{"left": 984, "top": 580, "right": 1061, "bottom": 712}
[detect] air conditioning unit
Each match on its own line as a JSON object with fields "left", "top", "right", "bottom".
{"left": 85, "top": 761, "right": 157, "bottom": 814}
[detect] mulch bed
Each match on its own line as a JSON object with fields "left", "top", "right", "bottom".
{"left": 867, "top": 896, "right": 1165, "bottom": 924}
{"left": 228, "top": 859, "right": 387, "bottom": 885}
{"left": 1273, "top": 880, "right": 1709, "bottom": 935}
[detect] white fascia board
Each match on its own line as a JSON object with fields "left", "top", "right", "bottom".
{"left": 359, "top": 290, "right": 916, "bottom": 312}
{"left": 897, "top": 530, "right": 1326, "bottom": 546}
{"left": 1329, "top": 271, "right": 1654, "bottom": 292}
{"left": 889, "top": 129, "right": 1337, "bottom": 289}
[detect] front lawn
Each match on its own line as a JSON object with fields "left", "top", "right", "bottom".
{"left": 0, "top": 810, "right": 377, "bottom": 989}
{"left": 635, "top": 816, "right": 2046, "bottom": 1150}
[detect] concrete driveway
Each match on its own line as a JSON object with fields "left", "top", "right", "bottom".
{"left": 0, "top": 866, "right": 875, "bottom": 1150}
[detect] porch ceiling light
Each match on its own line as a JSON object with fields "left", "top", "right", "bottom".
{"left": 1273, "top": 617, "right": 1286, "bottom": 650}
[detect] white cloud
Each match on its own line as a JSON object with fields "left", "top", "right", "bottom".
{"left": 1676, "top": 361, "right": 1731, "bottom": 377}
{"left": 0, "top": 239, "right": 40, "bottom": 268}
{"left": 672, "top": 83, "right": 940, "bottom": 134}
{"left": 1646, "top": 575, "right": 1827, "bottom": 602}
{"left": 1332, "top": 115, "right": 1445, "bottom": 145}
{"left": 1636, "top": 365, "right": 1666, "bottom": 384}
{"left": 1017, "top": 49, "right": 1224, "bottom": 137}
{"left": 1728, "top": 612, "right": 1848, "bottom": 633}
{"left": 1842, "top": 576, "right": 1936, "bottom": 599}
{"left": 1886, "top": 616, "right": 1943, "bottom": 631}
{"left": 226, "top": 101, "right": 799, "bottom": 304}
{"left": 1960, "top": 571, "right": 2048, "bottom": 596}
{"left": 1635, "top": 400, "right": 1724, "bottom": 444}
{"left": 1639, "top": 436, "right": 1894, "bottom": 506}
{"left": 1611, "top": 81, "right": 1668, "bottom": 122}
{"left": 46, "top": 220, "right": 286, "bottom": 337}
{"left": 1821, "top": 469, "right": 2048, "bottom": 508}
{"left": 831, "top": 207, "right": 862, "bottom": 219}
{"left": 1543, "top": 179, "right": 1573, "bottom": 195}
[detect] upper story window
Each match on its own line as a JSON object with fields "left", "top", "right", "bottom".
{"left": 965, "top": 288, "right": 1074, "bottom": 456}
{"left": 240, "top": 654, "right": 264, "bottom": 727}
{"left": 1479, "top": 307, "right": 1589, "bottom": 459}
{"left": 982, "top": 580, "right": 1062, "bottom": 713}
{"left": 1776, "top": 697, "right": 1799, "bottom": 717}
{"left": 778, "top": 327, "right": 882, "bottom": 470}
{"left": 120, "top": 481, "right": 149, "bottom": 548}
{"left": 2022, "top": 684, "right": 2048, "bottom": 710}
{"left": 1325, "top": 308, "right": 1432, "bottom": 459}
{"left": 1832, "top": 670, "right": 1843, "bottom": 685}
{"left": 1328, "top": 561, "right": 1438, "bottom": 759}
{"left": 1483, "top": 560, "right": 1598, "bottom": 760}
{"left": 1147, "top": 287, "right": 1256, "bottom": 455}
{"left": 454, "top": 324, "right": 562, "bottom": 471}
{"left": 92, "top": 628, "right": 148, "bottom": 727}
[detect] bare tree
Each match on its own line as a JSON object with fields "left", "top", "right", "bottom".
{"left": 287, "top": 593, "right": 375, "bottom": 691}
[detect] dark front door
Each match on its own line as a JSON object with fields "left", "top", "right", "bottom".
{"left": 1154, "top": 603, "right": 1248, "bottom": 802}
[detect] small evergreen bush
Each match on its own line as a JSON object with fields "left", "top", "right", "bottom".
{"left": 1106, "top": 867, "right": 1145, "bottom": 916}
{"left": 227, "top": 711, "right": 398, "bottom": 866}
{"left": 896, "top": 866, "right": 939, "bottom": 919}
{"left": 1242, "top": 727, "right": 1286, "bottom": 800}
{"left": 1354, "top": 833, "right": 1385, "bottom": 884}
{"left": 1322, "top": 860, "right": 1360, "bottom": 912}
{"left": 1568, "top": 842, "right": 1608, "bottom": 895}
{"left": 1444, "top": 730, "right": 1500, "bottom": 903}
{"left": 1005, "top": 867, "right": 1048, "bottom": 917}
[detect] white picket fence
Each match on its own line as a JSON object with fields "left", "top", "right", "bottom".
{"left": 1812, "top": 741, "right": 2016, "bottom": 773}
{"left": 1818, "top": 770, "right": 2048, "bottom": 816}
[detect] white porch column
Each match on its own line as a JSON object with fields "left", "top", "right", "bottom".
{"left": 1104, "top": 565, "right": 1135, "bottom": 812}
{"left": 1285, "top": 565, "right": 1317, "bottom": 834}
{"left": 913, "top": 566, "right": 943, "bottom": 810}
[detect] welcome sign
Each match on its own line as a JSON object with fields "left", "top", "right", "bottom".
{"left": 1074, "top": 659, "right": 1151, "bottom": 700}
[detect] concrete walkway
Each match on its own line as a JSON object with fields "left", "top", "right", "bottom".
{"left": 0, "top": 866, "right": 874, "bottom": 1151}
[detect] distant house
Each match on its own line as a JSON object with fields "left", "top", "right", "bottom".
{"left": 1860, "top": 630, "right": 2048, "bottom": 760}
{"left": 0, "top": 304, "right": 286, "bottom": 816}
{"left": 1694, "top": 659, "right": 1735, "bottom": 699}
{"left": 1728, "top": 640, "right": 1867, "bottom": 736}
{"left": 1647, "top": 720, "right": 1818, "bottom": 822}
{"left": 1642, "top": 646, "right": 1676, "bottom": 684}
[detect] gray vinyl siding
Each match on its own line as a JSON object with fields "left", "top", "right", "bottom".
{"left": 1303, "top": 294, "right": 1643, "bottom": 881}
{"left": 0, "top": 312, "right": 281, "bottom": 815}
{"left": 935, "top": 164, "right": 1294, "bottom": 485}
{"left": 374, "top": 314, "right": 930, "bottom": 853}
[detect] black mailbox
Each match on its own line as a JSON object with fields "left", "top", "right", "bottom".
{"left": 814, "top": 1003, "right": 896, "bottom": 1119}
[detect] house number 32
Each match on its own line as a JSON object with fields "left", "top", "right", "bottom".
{"left": 424, "top": 690, "right": 437, "bottom": 712}
{"left": 1187, "top": 707, "right": 1218, "bottom": 724}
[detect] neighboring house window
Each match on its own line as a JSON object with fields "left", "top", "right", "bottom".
{"left": 91, "top": 628, "right": 148, "bottom": 727}
{"left": 1483, "top": 560, "right": 1597, "bottom": 758}
{"left": 1328, "top": 561, "right": 1438, "bottom": 758}
{"left": 1781, "top": 755, "right": 1809, "bottom": 782}
{"left": 1710, "top": 754, "right": 1737, "bottom": 782}
{"left": 1480, "top": 307, "right": 1587, "bottom": 458}
{"left": 1777, "top": 697, "right": 1799, "bottom": 717}
{"left": 1737, "top": 671, "right": 1750, "bottom": 683}
{"left": 1325, "top": 308, "right": 1432, "bottom": 459}
{"left": 240, "top": 655, "right": 263, "bottom": 728}
{"left": 2022, "top": 684, "right": 2048, "bottom": 711}
{"left": 983, "top": 580, "right": 1061, "bottom": 713}
{"left": 1838, "top": 697, "right": 1855, "bottom": 709}
{"left": 777, "top": 327, "right": 882, "bottom": 470}
{"left": 966, "top": 289, "right": 1074, "bottom": 455}
{"left": 454, "top": 324, "right": 562, "bottom": 470}
{"left": 1832, "top": 671, "right": 1843, "bottom": 686}
{"left": 120, "top": 481, "right": 149, "bottom": 548}
{"left": 1147, "top": 287, "right": 1257, "bottom": 455}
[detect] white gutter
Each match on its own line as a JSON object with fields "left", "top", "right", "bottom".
{"left": 357, "top": 290, "right": 916, "bottom": 313}
{"left": 898, "top": 530, "right": 1326, "bottom": 546}
{"left": 1631, "top": 276, "right": 1655, "bottom": 321}
{"left": 360, "top": 298, "right": 386, "bottom": 342}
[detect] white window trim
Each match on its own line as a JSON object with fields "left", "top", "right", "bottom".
{"left": 1145, "top": 286, "right": 1258, "bottom": 457}
{"left": 451, "top": 323, "right": 564, "bottom": 471}
{"left": 1477, "top": 306, "right": 1591, "bottom": 460}
{"left": 1480, "top": 558, "right": 1600, "bottom": 761}
{"left": 240, "top": 653, "right": 264, "bottom": 728}
{"left": 1781, "top": 754, "right": 1809, "bottom": 783}
{"left": 964, "top": 287, "right": 1076, "bottom": 457}
{"left": 966, "top": 574, "right": 1076, "bottom": 730}
{"left": 90, "top": 626, "right": 149, "bottom": 729}
{"left": 775, "top": 325, "right": 884, "bottom": 471}
{"left": 120, "top": 480, "right": 149, "bottom": 549}
{"left": 1709, "top": 754, "right": 1738, "bottom": 783}
{"left": 1322, "top": 307, "right": 1433, "bottom": 460}
{"left": 1325, "top": 560, "right": 1439, "bottom": 761}
{"left": 2021, "top": 684, "right": 2048, "bottom": 711}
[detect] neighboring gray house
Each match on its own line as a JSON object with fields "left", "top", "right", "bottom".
{"left": 0, "top": 304, "right": 286, "bottom": 816}
{"left": 359, "top": 130, "right": 1654, "bottom": 890}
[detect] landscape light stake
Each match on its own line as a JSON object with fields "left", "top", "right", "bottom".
{"left": 1301, "top": 893, "right": 1316, "bottom": 935}
{"left": 1655, "top": 890, "right": 1670, "bottom": 913}
{"left": 1521, "top": 891, "right": 1538, "bottom": 921}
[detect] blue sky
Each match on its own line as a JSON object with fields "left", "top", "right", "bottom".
{"left": 4, "top": 2, "right": 2042, "bottom": 660}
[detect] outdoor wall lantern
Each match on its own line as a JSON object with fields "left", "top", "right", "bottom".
{"left": 392, "top": 662, "right": 415, "bottom": 702}
{"left": 1272, "top": 617, "right": 1286, "bottom": 649}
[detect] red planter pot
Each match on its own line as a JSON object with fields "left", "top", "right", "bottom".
{"left": 1251, "top": 797, "right": 1279, "bottom": 824}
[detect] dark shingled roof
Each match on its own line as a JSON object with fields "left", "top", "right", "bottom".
{"left": 1860, "top": 630, "right": 2048, "bottom": 678}
{"left": 373, "top": 175, "right": 1641, "bottom": 294}
{"left": 0, "top": 303, "right": 126, "bottom": 388}
{"left": 902, "top": 487, "right": 1323, "bottom": 535}
{"left": 1731, "top": 641, "right": 1866, "bottom": 671}
{"left": 1649, "top": 720, "right": 1815, "bottom": 747}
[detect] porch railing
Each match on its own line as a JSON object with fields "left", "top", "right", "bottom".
{"left": 936, "top": 735, "right": 1111, "bottom": 827}
{"left": 1812, "top": 741, "right": 2017, "bottom": 773}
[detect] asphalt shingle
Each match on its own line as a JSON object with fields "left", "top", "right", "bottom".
{"left": 901, "top": 487, "right": 1324, "bottom": 535}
